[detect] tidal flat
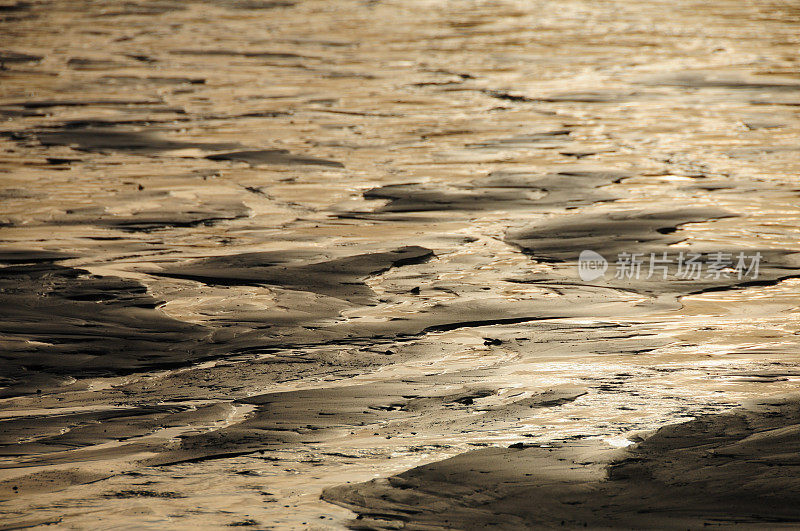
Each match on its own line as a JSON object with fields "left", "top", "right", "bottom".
{"left": 1, "top": 0, "right": 800, "bottom": 528}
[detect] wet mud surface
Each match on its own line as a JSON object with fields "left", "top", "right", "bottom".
{"left": 1, "top": 0, "right": 800, "bottom": 528}
{"left": 324, "top": 397, "right": 800, "bottom": 529}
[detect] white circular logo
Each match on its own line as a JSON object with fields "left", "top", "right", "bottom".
{"left": 578, "top": 250, "right": 607, "bottom": 281}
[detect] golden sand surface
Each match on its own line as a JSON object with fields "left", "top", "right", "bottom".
{"left": 1, "top": 0, "right": 799, "bottom": 528}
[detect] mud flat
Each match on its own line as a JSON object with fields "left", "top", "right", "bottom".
{"left": 324, "top": 397, "right": 800, "bottom": 528}
{"left": 1, "top": 0, "right": 800, "bottom": 528}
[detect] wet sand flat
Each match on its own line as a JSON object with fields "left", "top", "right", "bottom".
{"left": 1, "top": 0, "right": 800, "bottom": 528}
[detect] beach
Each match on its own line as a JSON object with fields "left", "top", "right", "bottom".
{"left": 1, "top": 0, "right": 800, "bottom": 528}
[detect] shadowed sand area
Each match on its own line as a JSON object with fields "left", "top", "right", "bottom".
{"left": 324, "top": 397, "right": 800, "bottom": 529}
{"left": 1, "top": 0, "right": 800, "bottom": 528}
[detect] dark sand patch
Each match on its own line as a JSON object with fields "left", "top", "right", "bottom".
{"left": 465, "top": 129, "right": 572, "bottom": 149}
{"left": 0, "top": 50, "right": 41, "bottom": 64}
{"left": 0, "top": 246, "right": 442, "bottom": 397}
{"left": 0, "top": 469, "right": 112, "bottom": 500}
{"left": 505, "top": 208, "right": 800, "bottom": 297}
{"left": 35, "top": 129, "right": 239, "bottom": 154}
{"left": 25, "top": 187, "right": 252, "bottom": 232}
{"left": 171, "top": 50, "right": 311, "bottom": 60}
{"left": 0, "top": 404, "right": 237, "bottom": 469}
{"left": 91, "top": 2, "right": 186, "bottom": 17}
{"left": 0, "top": 263, "right": 208, "bottom": 395}
{"left": 648, "top": 73, "right": 800, "bottom": 92}
{"left": 0, "top": 249, "right": 76, "bottom": 264}
{"left": 0, "top": 406, "right": 192, "bottom": 457}
{"left": 0, "top": 3, "right": 32, "bottom": 14}
{"left": 506, "top": 207, "right": 735, "bottom": 261}
{"left": 323, "top": 397, "right": 800, "bottom": 529}
{"left": 66, "top": 57, "right": 128, "bottom": 71}
{"left": 485, "top": 90, "right": 635, "bottom": 103}
{"left": 155, "top": 246, "right": 433, "bottom": 304}
{"left": 102, "top": 489, "right": 184, "bottom": 498}
{"left": 3, "top": 99, "right": 163, "bottom": 109}
{"left": 99, "top": 75, "right": 206, "bottom": 86}
{"left": 0, "top": 404, "right": 232, "bottom": 449}
{"left": 347, "top": 170, "right": 627, "bottom": 216}
{"left": 207, "top": 149, "right": 344, "bottom": 168}
{"left": 216, "top": 1, "right": 295, "bottom": 9}
{"left": 98, "top": 202, "right": 251, "bottom": 233}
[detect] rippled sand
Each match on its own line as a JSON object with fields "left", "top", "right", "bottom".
{"left": 1, "top": 0, "right": 800, "bottom": 528}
